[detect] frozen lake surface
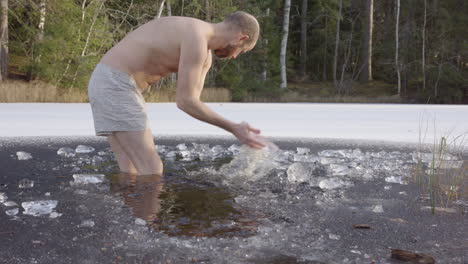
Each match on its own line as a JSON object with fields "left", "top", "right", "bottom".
{"left": 0, "top": 136, "right": 466, "bottom": 263}
{"left": 0, "top": 103, "right": 467, "bottom": 143}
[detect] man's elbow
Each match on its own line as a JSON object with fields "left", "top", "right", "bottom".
{"left": 176, "top": 97, "right": 198, "bottom": 112}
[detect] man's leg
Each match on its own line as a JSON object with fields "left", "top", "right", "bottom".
{"left": 112, "top": 128, "right": 163, "bottom": 175}
{"left": 108, "top": 135, "right": 138, "bottom": 174}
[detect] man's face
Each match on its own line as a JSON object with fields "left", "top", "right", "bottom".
{"left": 213, "top": 43, "right": 253, "bottom": 59}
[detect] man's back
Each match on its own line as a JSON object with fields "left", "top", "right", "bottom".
{"left": 100, "top": 16, "right": 211, "bottom": 89}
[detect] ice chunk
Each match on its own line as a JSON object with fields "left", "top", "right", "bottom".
{"left": 72, "top": 174, "right": 105, "bottom": 185}
{"left": 75, "top": 145, "right": 95, "bottom": 154}
{"left": 6, "top": 208, "right": 19, "bottom": 216}
{"left": 18, "top": 179, "right": 34, "bottom": 189}
{"left": 371, "top": 205, "right": 384, "bottom": 213}
{"left": 329, "top": 164, "right": 354, "bottom": 176}
{"left": 176, "top": 143, "right": 187, "bottom": 151}
{"left": 296, "top": 147, "right": 311, "bottom": 155}
{"left": 22, "top": 200, "right": 58, "bottom": 216}
{"left": 49, "top": 212, "right": 62, "bottom": 218}
{"left": 293, "top": 154, "right": 320, "bottom": 163}
{"left": 179, "top": 150, "right": 194, "bottom": 161}
{"left": 135, "top": 218, "right": 146, "bottom": 225}
{"left": 16, "top": 151, "right": 32, "bottom": 160}
{"left": 384, "top": 186, "right": 392, "bottom": 190}
{"left": 220, "top": 141, "right": 279, "bottom": 182}
{"left": 0, "top": 192, "right": 7, "bottom": 203}
{"left": 165, "top": 151, "right": 177, "bottom": 159}
{"left": 80, "top": 220, "right": 95, "bottom": 227}
{"left": 318, "top": 178, "right": 353, "bottom": 190}
{"left": 91, "top": 155, "right": 104, "bottom": 164}
{"left": 57, "top": 147, "right": 75, "bottom": 157}
{"left": 3, "top": 201, "right": 18, "bottom": 207}
{"left": 286, "top": 163, "right": 322, "bottom": 183}
{"left": 45, "top": 192, "right": 51, "bottom": 196}
{"left": 228, "top": 144, "right": 241, "bottom": 154}
{"left": 385, "top": 176, "right": 407, "bottom": 185}
{"left": 328, "top": 233, "right": 341, "bottom": 240}
{"left": 439, "top": 160, "right": 464, "bottom": 169}
{"left": 210, "top": 145, "right": 225, "bottom": 157}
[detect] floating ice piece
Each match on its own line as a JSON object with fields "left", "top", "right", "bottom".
{"left": 49, "top": 212, "right": 62, "bottom": 218}
{"left": 385, "top": 176, "right": 407, "bottom": 185}
{"left": 57, "top": 147, "right": 75, "bottom": 157}
{"left": 6, "top": 208, "right": 19, "bottom": 216}
{"left": 384, "top": 186, "right": 392, "bottom": 190}
{"left": 439, "top": 160, "right": 464, "bottom": 169}
{"left": 72, "top": 174, "right": 105, "bottom": 185}
{"left": 287, "top": 163, "right": 322, "bottom": 183}
{"left": 293, "top": 154, "right": 320, "bottom": 163}
{"left": 75, "top": 145, "right": 95, "bottom": 154}
{"left": 22, "top": 200, "right": 58, "bottom": 216}
{"left": 45, "top": 192, "right": 51, "bottom": 196}
{"left": 18, "top": 179, "right": 34, "bottom": 189}
{"left": 135, "top": 218, "right": 146, "bottom": 225}
{"left": 371, "top": 205, "right": 384, "bottom": 213}
{"left": 210, "top": 145, "right": 225, "bottom": 156}
{"left": 319, "top": 157, "right": 346, "bottom": 165}
{"left": 318, "top": 178, "right": 353, "bottom": 190}
{"left": 328, "top": 233, "right": 341, "bottom": 240}
{"left": 329, "top": 164, "right": 355, "bottom": 176}
{"left": 80, "top": 220, "right": 95, "bottom": 227}
{"left": 91, "top": 155, "right": 104, "bottom": 164}
{"left": 176, "top": 143, "right": 188, "bottom": 151}
{"left": 16, "top": 151, "right": 32, "bottom": 160}
{"left": 0, "top": 192, "right": 7, "bottom": 203}
{"left": 296, "top": 147, "right": 311, "bottom": 155}
{"left": 71, "top": 167, "right": 80, "bottom": 173}
{"left": 3, "top": 201, "right": 18, "bottom": 207}
{"left": 179, "top": 150, "right": 194, "bottom": 161}
{"left": 165, "top": 151, "right": 177, "bottom": 159}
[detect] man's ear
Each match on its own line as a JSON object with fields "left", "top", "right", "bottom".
{"left": 238, "top": 34, "right": 249, "bottom": 44}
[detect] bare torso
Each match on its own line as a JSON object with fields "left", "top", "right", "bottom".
{"left": 100, "top": 16, "right": 212, "bottom": 91}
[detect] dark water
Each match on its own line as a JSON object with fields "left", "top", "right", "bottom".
{"left": 108, "top": 173, "right": 263, "bottom": 238}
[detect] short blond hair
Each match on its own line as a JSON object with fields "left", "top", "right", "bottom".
{"left": 224, "top": 11, "right": 260, "bottom": 47}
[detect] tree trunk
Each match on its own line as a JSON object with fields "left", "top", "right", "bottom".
{"left": 280, "top": 0, "right": 291, "bottom": 89}
{"left": 359, "top": 0, "right": 373, "bottom": 82}
{"left": 261, "top": 8, "right": 270, "bottom": 82}
{"left": 299, "top": 0, "right": 308, "bottom": 79}
{"left": 395, "top": 0, "right": 401, "bottom": 96}
{"left": 0, "top": 0, "right": 8, "bottom": 80}
{"left": 157, "top": 0, "right": 165, "bottom": 18}
{"left": 322, "top": 16, "right": 327, "bottom": 80}
{"left": 166, "top": 0, "right": 171, "bottom": 16}
{"left": 205, "top": 0, "right": 210, "bottom": 21}
{"left": 37, "top": 0, "right": 46, "bottom": 42}
{"left": 422, "top": 0, "right": 427, "bottom": 92}
{"left": 333, "top": 0, "right": 342, "bottom": 91}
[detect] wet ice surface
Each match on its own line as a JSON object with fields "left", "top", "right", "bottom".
{"left": 0, "top": 137, "right": 467, "bottom": 264}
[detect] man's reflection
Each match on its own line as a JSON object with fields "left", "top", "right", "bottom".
{"left": 109, "top": 173, "right": 164, "bottom": 222}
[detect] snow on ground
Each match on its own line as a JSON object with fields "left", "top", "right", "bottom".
{"left": 0, "top": 103, "right": 467, "bottom": 143}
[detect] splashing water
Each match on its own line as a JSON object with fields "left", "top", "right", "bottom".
{"left": 219, "top": 137, "right": 280, "bottom": 183}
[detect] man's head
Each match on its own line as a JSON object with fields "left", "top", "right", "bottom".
{"left": 214, "top": 11, "right": 260, "bottom": 59}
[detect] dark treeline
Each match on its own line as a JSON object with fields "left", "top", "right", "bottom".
{"left": 2, "top": 0, "right": 467, "bottom": 103}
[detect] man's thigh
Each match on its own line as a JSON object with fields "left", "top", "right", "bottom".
{"left": 113, "top": 129, "right": 156, "bottom": 155}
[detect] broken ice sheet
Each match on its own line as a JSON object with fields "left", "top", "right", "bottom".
{"left": 18, "top": 179, "right": 34, "bottom": 189}
{"left": 16, "top": 151, "right": 32, "bottom": 160}
{"left": 287, "top": 162, "right": 323, "bottom": 183}
{"left": 80, "top": 220, "right": 95, "bottom": 227}
{"left": 0, "top": 192, "right": 7, "bottom": 203}
{"left": 3, "top": 201, "right": 18, "bottom": 207}
{"left": 385, "top": 176, "right": 407, "bottom": 185}
{"left": 22, "top": 200, "right": 58, "bottom": 216}
{"left": 318, "top": 178, "right": 353, "bottom": 190}
{"left": 75, "top": 145, "right": 95, "bottom": 154}
{"left": 6, "top": 208, "right": 19, "bottom": 216}
{"left": 57, "top": 147, "right": 75, "bottom": 157}
{"left": 71, "top": 174, "right": 105, "bottom": 185}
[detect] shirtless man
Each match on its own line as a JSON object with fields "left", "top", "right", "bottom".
{"left": 88, "top": 11, "right": 265, "bottom": 176}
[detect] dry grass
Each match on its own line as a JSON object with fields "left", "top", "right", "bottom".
{"left": 0, "top": 80, "right": 231, "bottom": 103}
{"left": 0, "top": 80, "right": 89, "bottom": 103}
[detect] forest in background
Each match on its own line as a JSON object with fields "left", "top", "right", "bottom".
{"left": 1, "top": 0, "right": 467, "bottom": 103}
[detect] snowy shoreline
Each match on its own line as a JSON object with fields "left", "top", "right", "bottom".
{"left": 1, "top": 103, "right": 467, "bottom": 145}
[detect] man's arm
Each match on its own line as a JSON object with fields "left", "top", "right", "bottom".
{"left": 175, "top": 34, "right": 265, "bottom": 149}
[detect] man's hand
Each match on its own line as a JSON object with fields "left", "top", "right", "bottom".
{"left": 231, "top": 122, "right": 266, "bottom": 149}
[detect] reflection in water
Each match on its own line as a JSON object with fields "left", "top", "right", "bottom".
{"left": 108, "top": 173, "right": 262, "bottom": 237}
